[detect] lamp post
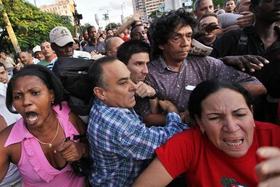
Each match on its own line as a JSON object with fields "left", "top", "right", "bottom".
{"left": 0, "top": 0, "right": 21, "bottom": 53}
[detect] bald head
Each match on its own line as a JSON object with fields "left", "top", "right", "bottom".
{"left": 105, "top": 37, "right": 124, "bottom": 57}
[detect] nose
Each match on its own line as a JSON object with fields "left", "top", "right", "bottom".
{"left": 142, "top": 64, "right": 149, "bottom": 75}
{"left": 180, "top": 36, "right": 191, "bottom": 47}
{"left": 222, "top": 116, "right": 240, "bottom": 132}
{"left": 23, "top": 95, "right": 32, "bottom": 106}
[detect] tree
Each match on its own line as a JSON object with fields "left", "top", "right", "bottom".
{"left": 105, "top": 22, "right": 118, "bottom": 31}
{"left": 0, "top": 0, "right": 73, "bottom": 52}
{"left": 213, "top": 0, "right": 224, "bottom": 7}
{"left": 149, "top": 10, "right": 163, "bottom": 21}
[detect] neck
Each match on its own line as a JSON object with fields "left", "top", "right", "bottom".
{"left": 162, "top": 55, "right": 183, "bottom": 72}
{"left": 255, "top": 20, "right": 278, "bottom": 48}
{"left": 255, "top": 20, "right": 276, "bottom": 38}
{"left": 45, "top": 54, "right": 57, "bottom": 63}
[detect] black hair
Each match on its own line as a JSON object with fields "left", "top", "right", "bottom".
{"left": 117, "top": 40, "right": 150, "bottom": 65}
{"left": 0, "top": 62, "right": 6, "bottom": 70}
{"left": 188, "top": 80, "right": 253, "bottom": 123}
{"left": 87, "top": 25, "right": 96, "bottom": 33}
{"left": 194, "top": 0, "right": 203, "bottom": 12}
{"left": 148, "top": 8, "right": 197, "bottom": 59}
{"left": 131, "top": 20, "right": 143, "bottom": 30}
{"left": 250, "top": 0, "right": 261, "bottom": 7}
{"left": 6, "top": 64, "right": 64, "bottom": 113}
{"left": 88, "top": 56, "right": 117, "bottom": 89}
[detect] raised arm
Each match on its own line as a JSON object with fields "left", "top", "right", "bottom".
{"left": 133, "top": 158, "right": 173, "bottom": 187}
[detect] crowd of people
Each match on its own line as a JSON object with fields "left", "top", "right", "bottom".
{"left": 0, "top": 0, "right": 280, "bottom": 186}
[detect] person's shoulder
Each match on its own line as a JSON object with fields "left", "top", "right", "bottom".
{"left": 187, "top": 56, "right": 223, "bottom": 65}
{"left": 91, "top": 101, "right": 130, "bottom": 119}
{"left": 167, "top": 127, "right": 201, "bottom": 142}
{"left": 0, "top": 125, "right": 14, "bottom": 148}
{"left": 73, "top": 50, "right": 91, "bottom": 59}
{"left": 0, "top": 83, "right": 6, "bottom": 95}
{"left": 255, "top": 121, "right": 280, "bottom": 130}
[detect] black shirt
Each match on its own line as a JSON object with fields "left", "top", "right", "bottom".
{"left": 211, "top": 26, "right": 280, "bottom": 98}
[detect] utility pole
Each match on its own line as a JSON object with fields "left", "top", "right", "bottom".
{"left": 33, "top": 0, "right": 37, "bottom": 7}
{"left": 0, "top": 0, "right": 21, "bottom": 53}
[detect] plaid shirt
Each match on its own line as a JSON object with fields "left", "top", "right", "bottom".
{"left": 87, "top": 99, "right": 187, "bottom": 187}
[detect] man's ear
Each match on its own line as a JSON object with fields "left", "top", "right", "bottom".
{"left": 93, "top": 87, "right": 106, "bottom": 101}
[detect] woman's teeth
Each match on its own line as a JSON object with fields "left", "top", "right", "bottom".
{"left": 224, "top": 139, "right": 243, "bottom": 146}
{"left": 26, "top": 112, "right": 38, "bottom": 122}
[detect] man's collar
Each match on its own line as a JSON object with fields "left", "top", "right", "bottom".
{"left": 158, "top": 56, "right": 187, "bottom": 73}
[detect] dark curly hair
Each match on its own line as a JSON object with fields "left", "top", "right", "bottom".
{"left": 6, "top": 64, "right": 64, "bottom": 113}
{"left": 148, "top": 8, "right": 197, "bottom": 60}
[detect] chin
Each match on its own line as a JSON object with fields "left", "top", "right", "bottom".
{"left": 226, "top": 151, "right": 248, "bottom": 158}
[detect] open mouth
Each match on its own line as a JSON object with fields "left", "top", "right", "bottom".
{"left": 25, "top": 111, "right": 38, "bottom": 124}
{"left": 224, "top": 138, "right": 244, "bottom": 147}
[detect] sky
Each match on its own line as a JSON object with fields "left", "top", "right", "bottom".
{"left": 27, "top": 0, "right": 134, "bottom": 28}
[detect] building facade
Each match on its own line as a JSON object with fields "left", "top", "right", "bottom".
{"left": 164, "top": 0, "right": 193, "bottom": 12}
{"left": 132, "top": 0, "right": 165, "bottom": 21}
{"left": 40, "top": 0, "right": 75, "bottom": 23}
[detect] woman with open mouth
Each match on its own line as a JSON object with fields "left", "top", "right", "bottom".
{"left": 0, "top": 65, "right": 88, "bottom": 187}
{"left": 133, "top": 80, "right": 280, "bottom": 187}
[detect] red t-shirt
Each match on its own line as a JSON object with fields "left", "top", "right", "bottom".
{"left": 156, "top": 121, "right": 280, "bottom": 187}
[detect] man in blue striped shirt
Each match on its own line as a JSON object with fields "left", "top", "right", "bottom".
{"left": 87, "top": 56, "right": 187, "bottom": 187}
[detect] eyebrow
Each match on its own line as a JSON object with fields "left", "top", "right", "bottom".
{"left": 117, "top": 77, "right": 129, "bottom": 83}
{"left": 205, "top": 108, "right": 248, "bottom": 115}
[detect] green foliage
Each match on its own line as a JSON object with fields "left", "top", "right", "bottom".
{"left": 149, "top": 10, "right": 163, "bottom": 21}
{"left": 80, "top": 23, "right": 91, "bottom": 33}
{"left": 213, "top": 0, "right": 225, "bottom": 7}
{"left": 105, "top": 22, "right": 118, "bottom": 31}
{"left": 0, "top": 0, "right": 73, "bottom": 52}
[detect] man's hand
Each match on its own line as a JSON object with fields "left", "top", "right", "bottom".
{"left": 221, "top": 55, "right": 269, "bottom": 72}
{"left": 256, "top": 147, "right": 280, "bottom": 187}
{"left": 236, "top": 11, "right": 254, "bottom": 28}
{"left": 56, "top": 139, "right": 86, "bottom": 162}
{"left": 136, "top": 81, "right": 156, "bottom": 98}
{"left": 158, "top": 100, "right": 178, "bottom": 113}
